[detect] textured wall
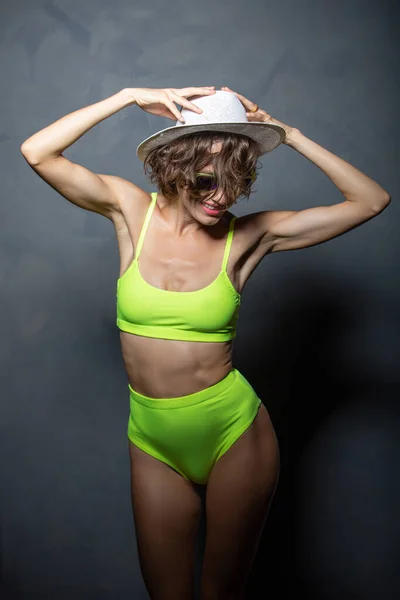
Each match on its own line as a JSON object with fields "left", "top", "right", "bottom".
{"left": 2, "top": 1, "right": 399, "bottom": 598}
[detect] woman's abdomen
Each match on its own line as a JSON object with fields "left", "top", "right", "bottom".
{"left": 119, "top": 332, "right": 234, "bottom": 398}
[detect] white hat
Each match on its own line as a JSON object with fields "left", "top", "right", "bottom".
{"left": 136, "top": 90, "right": 285, "bottom": 162}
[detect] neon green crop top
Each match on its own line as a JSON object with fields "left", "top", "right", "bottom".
{"left": 116, "top": 192, "right": 241, "bottom": 342}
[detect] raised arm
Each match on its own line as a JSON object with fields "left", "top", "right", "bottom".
{"left": 220, "top": 85, "right": 391, "bottom": 254}
{"left": 257, "top": 130, "right": 391, "bottom": 253}
{"left": 20, "top": 88, "right": 139, "bottom": 220}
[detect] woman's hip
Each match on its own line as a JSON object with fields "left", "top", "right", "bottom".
{"left": 127, "top": 368, "right": 262, "bottom": 441}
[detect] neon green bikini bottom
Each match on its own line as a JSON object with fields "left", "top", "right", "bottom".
{"left": 127, "top": 368, "right": 262, "bottom": 485}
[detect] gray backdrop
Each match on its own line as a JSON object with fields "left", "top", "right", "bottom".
{"left": 2, "top": 1, "right": 399, "bottom": 599}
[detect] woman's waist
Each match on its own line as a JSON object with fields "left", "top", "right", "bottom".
{"left": 119, "top": 332, "right": 233, "bottom": 398}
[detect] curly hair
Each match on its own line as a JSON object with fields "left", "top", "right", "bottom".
{"left": 142, "top": 130, "right": 262, "bottom": 207}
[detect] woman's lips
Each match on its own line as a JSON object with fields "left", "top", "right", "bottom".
{"left": 200, "top": 201, "right": 225, "bottom": 215}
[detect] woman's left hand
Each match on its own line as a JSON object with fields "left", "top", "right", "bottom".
{"left": 220, "top": 86, "right": 297, "bottom": 144}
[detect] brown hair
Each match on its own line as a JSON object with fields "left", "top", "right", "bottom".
{"left": 143, "top": 130, "right": 262, "bottom": 207}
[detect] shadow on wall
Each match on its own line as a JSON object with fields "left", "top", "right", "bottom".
{"left": 232, "top": 270, "right": 400, "bottom": 599}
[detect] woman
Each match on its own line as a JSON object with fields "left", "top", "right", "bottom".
{"left": 21, "top": 85, "right": 390, "bottom": 600}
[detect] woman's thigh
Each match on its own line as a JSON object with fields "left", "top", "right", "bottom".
{"left": 201, "top": 403, "right": 280, "bottom": 599}
{"left": 128, "top": 441, "right": 202, "bottom": 600}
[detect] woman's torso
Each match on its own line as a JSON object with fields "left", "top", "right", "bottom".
{"left": 112, "top": 188, "right": 266, "bottom": 398}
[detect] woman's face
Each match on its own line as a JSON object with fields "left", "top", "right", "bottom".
{"left": 177, "top": 141, "right": 230, "bottom": 222}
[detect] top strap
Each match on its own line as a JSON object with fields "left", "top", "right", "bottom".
{"left": 135, "top": 192, "right": 158, "bottom": 261}
{"left": 221, "top": 216, "right": 237, "bottom": 272}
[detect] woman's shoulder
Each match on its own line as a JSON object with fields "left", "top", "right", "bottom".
{"left": 228, "top": 210, "right": 262, "bottom": 246}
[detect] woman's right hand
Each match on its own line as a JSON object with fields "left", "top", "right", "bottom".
{"left": 125, "top": 86, "right": 216, "bottom": 123}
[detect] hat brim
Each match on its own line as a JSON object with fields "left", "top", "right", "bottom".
{"left": 136, "top": 122, "right": 285, "bottom": 162}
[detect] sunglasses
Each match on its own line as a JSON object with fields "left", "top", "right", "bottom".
{"left": 194, "top": 170, "right": 257, "bottom": 192}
